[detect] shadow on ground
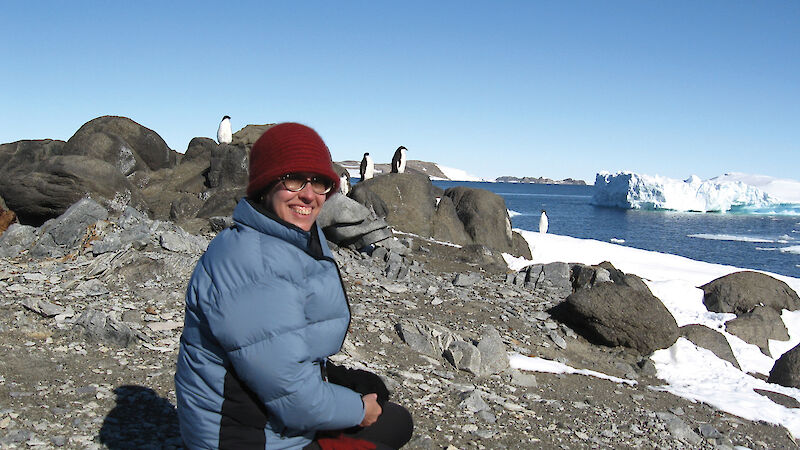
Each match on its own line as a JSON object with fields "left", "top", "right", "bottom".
{"left": 98, "top": 385, "right": 182, "bottom": 449}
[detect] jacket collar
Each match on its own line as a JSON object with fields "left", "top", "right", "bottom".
{"left": 233, "top": 198, "right": 331, "bottom": 259}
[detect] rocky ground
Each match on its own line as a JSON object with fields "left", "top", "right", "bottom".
{"left": 1, "top": 220, "right": 799, "bottom": 449}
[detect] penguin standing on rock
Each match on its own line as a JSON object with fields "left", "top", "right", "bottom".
{"left": 217, "top": 115, "right": 232, "bottom": 144}
{"left": 337, "top": 168, "right": 351, "bottom": 195}
{"left": 539, "top": 209, "right": 549, "bottom": 234}
{"left": 359, "top": 152, "right": 374, "bottom": 180}
{"left": 391, "top": 146, "right": 407, "bottom": 173}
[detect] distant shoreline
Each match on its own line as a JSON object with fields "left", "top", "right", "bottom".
{"left": 336, "top": 159, "right": 588, "bottom": 185}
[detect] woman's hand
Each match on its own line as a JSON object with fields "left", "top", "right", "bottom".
{"left": 360, "top": 393, "right": 382, "bottom": 427}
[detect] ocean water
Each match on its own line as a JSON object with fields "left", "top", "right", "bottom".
{"left": 431, "top": 181, "right": 800, "bottom": 279}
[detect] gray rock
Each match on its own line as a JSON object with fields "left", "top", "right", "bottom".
{"left": 352, "top": 173, "right": 438, "bottom": 237}
{"left": 702, "top": 271, "right": 800, "bottom": 314}
{"left": 549, "top": 330, "right": 568, "bottom": 349}
{"left": 1, "top": 153, "right": 145, "bottom": 227}
{"left": 444, "top": 187, "right": 515, "bottom": 254}
{"left": 753, "top": 388, "right": 800, "bottom": 408}
{"left": 62, "top": 115, "right": 176, "bottom": 174}
{"left": 208, "top": 216, "right": 234, "bottom": 232}
{"left": 444, "top": 341, "right": 482, "bottom": 375}
{"left": 768, "top": 343, "right": 800, "bottom": 388}
{"left": 192, "top": 187, "right": 244, "bottom": 220}
{"left": 207, "top": 143, "right": 248, "bottom": 189}
{"left": 92, "top": 233, "right": 124, "bottom": 255}
{"left": 431, "top": 195, "right": 471, "bottom": 246}
{"left": 384, "top": 260, "right": 410, "bottom": 281}
{"left": 680, "top": 324, "right": 741, "bottom": 370}
{"left": 73, "top": 309, "right": 135, "bottom": 347}
{"left": 41, "top": 198, "right": 108, "bottom": 249}
{"left": 725, "top": 306, "right": 789, "bottom": 356}
{"left": 21, "top": 298, "right": 70, "bottom": 318}
{"left": 0, "top": 223, "right": 36, "bottom": 248}
{"left": 477, "top": 326, "right": 509, "bottom": 376}
{"left": 551, "top": 282, "right": 679, "bottom": 355}
{"left": 395, "top": 319, "right": 462, "bottom": 358}
{"left": 159, "top": 231, "right": 201, "bottom": 254}
{"left": 29, "top": 232, "right": 64, "bottom": 258}
{"left": 655, "top": 412, "right": 702, "bottom": 445}
{"left": 318, "top": 193, "right": 372, "bottom": 227}
{"left": 697, "top": 423, "right": 723, "bottom": 439}
{"left": 507, "top": 369, "right": 538, "bottom": 387}
{"left": 0, "top": 223, "right": 36, "bottom": 257}
{"left": 453, "top": 272, "right": 481, "bottom": 287}
{"left": 525, "top": 262, "right": 572, "bottom": 299}
{"left": 77, "top": 279, "right": 110, "bottom": 296}
{"left": 459, "top": 390, "right": 490, "bottom": 413}
{"left": 231, "top": 124, "right": 273, "bottom": 148}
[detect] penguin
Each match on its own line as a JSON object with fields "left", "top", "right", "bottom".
{"left": 217, "top": 115, "right": 232, "bottom": 145}
{"left": 539, "top": 209, "right": 549, "bottom": 234}
{"left": 360, "top": 152, "right": 374, "bottom": 180}
{"left": 339, "top": 173, "right": 350, "bottom": 196}
{"left": 337, "top": 167, "right": 351, "bottom": 195}
{"left": 391, "top": 146, "right": 407, "bottom": 173}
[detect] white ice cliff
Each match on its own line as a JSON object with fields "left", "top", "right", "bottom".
{"left": 592, "top": 171, "right": 780, "bottom": 212}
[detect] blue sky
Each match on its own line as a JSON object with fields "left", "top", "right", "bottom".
{"left": 2, "top": 1, "right": 798, "bottom": 183}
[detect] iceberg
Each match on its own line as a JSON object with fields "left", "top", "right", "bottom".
{"left": 592, "top": 171, "right": 783, "bottom": 213}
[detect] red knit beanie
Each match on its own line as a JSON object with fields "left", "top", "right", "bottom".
{"left": 247, "top": 122, "right": 340, "bottom": 198}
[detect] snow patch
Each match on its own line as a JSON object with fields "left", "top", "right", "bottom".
{"left": 434, "top": 164, "right": 484, "bottom": 182}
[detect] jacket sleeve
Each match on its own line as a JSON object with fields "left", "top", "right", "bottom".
{"left": 204, "top": 277, "right": 365, "bottom": 432}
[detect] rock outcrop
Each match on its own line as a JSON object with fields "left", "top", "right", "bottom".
{"left": 679, "top": 324, "right": 741, "bottom": 370}
{"left": 724, "top": 306, "right": 789, "bottom": 357}
{"left": 701, "top": 271, "right": 800, "bottom": 314}
{"left": 768, "top": 343, "right": 800, "bottom": 388}
{"left": 550, "top": 281, "right": 679, "bottom": 355}
{"left": 62, "top": 115, "right": 177, "bottom": 173}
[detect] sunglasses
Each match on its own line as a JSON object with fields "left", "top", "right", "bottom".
{"left": 279, "top": 174, "right": 334, "bottom": 195}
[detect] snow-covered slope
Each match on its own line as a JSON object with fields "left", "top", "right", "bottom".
{"left": 591, "top": 171, "right": 798, "bottom": 213}
{"left": 432, "top": 164, "right": 484, "bottom": 182}
{"left": 712, "top": 173, "right": 800, "bottom": 203}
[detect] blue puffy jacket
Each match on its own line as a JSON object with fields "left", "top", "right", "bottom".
{"left": 175, "top": 198, "right": 365, "bottom": 449}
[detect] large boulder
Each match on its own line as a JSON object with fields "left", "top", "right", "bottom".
{"left": 701, "top": 271, "right": 800, "bottom": 315}
{"left": 0, "top": 139, "right": 65, "bottom": 172}
{"left": 195, "top": 188, "right": 244, "bottom": 219}
{"left": 29, "top": 198, "right": 109, "bottom": 258}
{"left": 444, "top": 187, "right": 514, "bottom": 254}
{"left": 181, "top": 137, "right": 216, "bottom": 164}
{"left": 351, "top": 173, "right": 439, "bottom": 237}
{"left": 679, "top": 324, "right": 740, "bottom": 370}
{"left": 62, "top": 116, "right": 176, "bottom": 174}
{"left": 207, "top": 143, "right": 248, "bottom": 189}
{"left": 768, "top": 343, "right": 800, "bottom": 388}
{"left": 431, "top": 196, "right": 471, "bottom": 246}
{"left": 550, "top": 282, "right": 679, "bottom": 355}
{"left": 0, "top": 155, "right": 147, "bottom": 226}
{"left": 231, "top": 124, "right": 273, "bottom": 148}
{"left": 724, "top": 306, "right": 789, "bottom": 357}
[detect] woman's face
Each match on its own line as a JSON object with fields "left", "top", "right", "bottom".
{"left": 262, "top": 173, "right": 327, "bottom": 231}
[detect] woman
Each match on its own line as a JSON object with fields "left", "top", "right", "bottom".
{"left": 175, "top": 123, "right": 412, "bottom": 449}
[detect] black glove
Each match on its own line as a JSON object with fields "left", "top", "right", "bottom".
{"left": 325, "top": 361, "right": 390, "bottom": 407}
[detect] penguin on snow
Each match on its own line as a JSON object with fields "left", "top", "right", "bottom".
{"left": 539, "top": 209, "right": 549, "bottom": 234}
{"left": 360, "top": 152, "right": 374, "bottom": 180}
{"left": 391, "top": 146, "right": 407, "bottom": 173}
{"left": 217, "top": 115, "right": 232, "bottom": 145}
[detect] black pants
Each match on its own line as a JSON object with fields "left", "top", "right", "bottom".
{"left": 304, "top": 402, "right": 413, "bottom": 450}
